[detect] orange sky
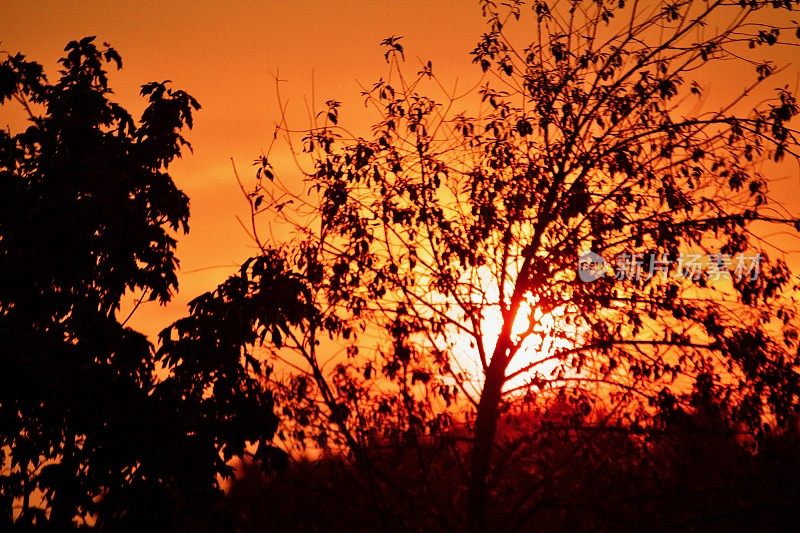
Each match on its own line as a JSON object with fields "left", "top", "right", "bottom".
{"left": 1, "top": 0, "right": 487, "bottom": 338}
{"left": 3, "top": 1, "right": 800, "bottom": 341}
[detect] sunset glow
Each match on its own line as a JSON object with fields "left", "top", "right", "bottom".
{"left": 5, "top": 1, "right": 800, "bottom": 529}
{"left": 444, "top": 266, "right": 576, "bottom": 398}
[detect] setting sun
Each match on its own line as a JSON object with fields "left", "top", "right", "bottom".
{"left": 445, "top": 266, "right": 574, "bottom": 398}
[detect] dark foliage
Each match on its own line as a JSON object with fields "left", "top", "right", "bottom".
{"left": 228, "top": 402, "right": 800, "bottom": 532}
{"left": 0, "top": 37, "right": 279, "bottom": 527}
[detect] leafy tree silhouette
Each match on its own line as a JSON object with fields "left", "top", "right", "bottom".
{"left": 169, "top": 0, "right": 800, "bottom": 529}
{"left": 0, "top": 37, "right": 280, "bottom": 528}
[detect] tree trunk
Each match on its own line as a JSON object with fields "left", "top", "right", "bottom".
{"left": 467, "top": 255, "right": 530, "bottom": 530}
{"left": 466, "top": 355, "right": 507, "bottom": 531}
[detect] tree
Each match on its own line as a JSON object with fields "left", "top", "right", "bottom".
{"left": 0, "top": 37, "right": 281, "bottom": 528}
{"left": 172, "top": 0, "right": 800, "bottom": 528}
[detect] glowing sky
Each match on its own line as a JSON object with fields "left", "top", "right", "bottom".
{"left": 3, "top": 1, "right": 800, "bottom": 340}
{"left": 1, "top": 0, "right": 487, "bottom": 337}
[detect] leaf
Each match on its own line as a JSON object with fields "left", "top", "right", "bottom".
{"left": 103, "top": 47, "right": 123, "bottom": 69}
{"left": 271, "top": 327, "right": 283, "bottom": 348}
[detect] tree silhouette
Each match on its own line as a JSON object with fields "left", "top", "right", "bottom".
{"left": 0, "top": 37, "right": 280, "bottom": 527}
{"left": 174, "top": 0, "right": 800, "bottom": 528}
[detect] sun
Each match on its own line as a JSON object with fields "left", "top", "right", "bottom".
{"left": 445, "top": 266, "right": 570, "bottom": 397}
